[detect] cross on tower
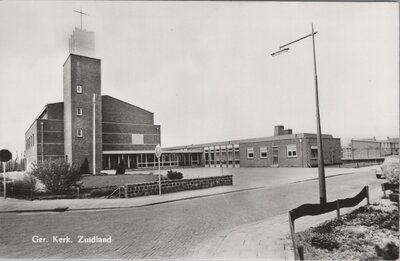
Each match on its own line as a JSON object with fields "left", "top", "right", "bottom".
{"left": 73, "top": 7, "right": 88, "bottom": 30}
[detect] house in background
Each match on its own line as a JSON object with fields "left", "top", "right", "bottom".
{"left": 341, "top": 137, "right": 399, "bottom": 160}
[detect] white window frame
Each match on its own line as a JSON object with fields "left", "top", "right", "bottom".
{"left": 77, "top": 108, "right": 83, "bottom": 116}
{"left": 76, "top": 85, "right": 82, "bottom": 93}
{"left": 287, "top": 144, "right": 297, "bottom": 158}
{"left": 247, "top": 147, "right": 254, "bottom": 159}
{"left": 260, "top": 146, "right": 268, "bottom": 159}
{"left": 77, "top": 129, "right": 83, "bottom": 138}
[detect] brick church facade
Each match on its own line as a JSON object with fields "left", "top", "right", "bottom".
{"left": 24, "top": 27, "right": 164, "bottom": 173}
{"left": 25, "top": 53, "right": 161, "bottom": 173}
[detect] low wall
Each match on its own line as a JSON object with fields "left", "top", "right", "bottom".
{"left": 125, "top": 175, "right": 233, "bottom": 198}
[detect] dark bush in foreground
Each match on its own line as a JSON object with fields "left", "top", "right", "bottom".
{"left": 310, "top": 233, "right": 340, "bottom": 251}
{"left": 167, "top": 170, "right": 183, "bottom": 180}
{"left": 116, "top": 160, "right": 126, "bottom": 175}
{"left": 375, "top": 242, "right": 399, "bottom": 260}
{"left": 29, "top": 159, "right": 81, "bottom": 194}
{"left": 80, "top": 158, "right": 90, "bottom": 174}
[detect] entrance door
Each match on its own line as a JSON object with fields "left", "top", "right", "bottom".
{"left": 272, "top": 147, "right": 279, "bottom": 165}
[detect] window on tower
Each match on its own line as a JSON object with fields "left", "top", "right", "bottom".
{"left": 77, "top": 108, "right": 83, "bottom": 116}
{"left": 77, "top": 85, "right": 82, "bottom": 93}
{"left": 77, "top": 129, "right": 83, "bottom": 138}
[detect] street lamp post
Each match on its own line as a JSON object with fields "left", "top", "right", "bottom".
{"left": 41, "top": 122, "right": 44, "bottom": 163}
{"left": 271, "top": 24, "right": 327, "bottom": 204}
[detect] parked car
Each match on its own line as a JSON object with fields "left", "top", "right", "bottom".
{"left": 376, "top": 155, "right": 400, "bottom": 179}
{"left": 376, "top": 165, "right": 385, "bottom": 179}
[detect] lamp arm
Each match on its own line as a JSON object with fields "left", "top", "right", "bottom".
{"left": 279, "top": 32, "right": 317, "bottom": 49}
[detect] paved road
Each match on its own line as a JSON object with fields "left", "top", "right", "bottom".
{"left": 0, "top": 168, "right": 381, "bottom": 259}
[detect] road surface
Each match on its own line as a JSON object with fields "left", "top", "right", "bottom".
{"left": 0, "top": 168, "right": 381, "bottom": 259}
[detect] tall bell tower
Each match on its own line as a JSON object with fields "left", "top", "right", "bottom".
{"left": 63, "top": 9, "right": 102, "bottom": 174}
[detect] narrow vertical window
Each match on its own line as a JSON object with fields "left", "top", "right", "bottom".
{"left": 77, "top": 108, "right": 83, "bottom": 116}
{"left": 311, "top": 146, "right": 318, "bottom": 159}
{"left": 76, "top": 85, "right": 82, "bottom": 93}
{"left": 77, "top": 129, "right": 83, "bottom": 138}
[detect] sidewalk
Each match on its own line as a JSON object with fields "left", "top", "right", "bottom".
{"left": 189, "top": 184, "right": 384, "bottom": 260}
{"left": 0, "top": 166, "right": 375, "bottom": 213}
{"left": 0, "top": 166, "right": 376, "bottom": 213}
{"left": 0, "top": 185, "right": 264, "bottom": 213}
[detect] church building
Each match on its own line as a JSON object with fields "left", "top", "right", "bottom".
{"left": 25, "top": 27, "right": 189, "bottom": 173}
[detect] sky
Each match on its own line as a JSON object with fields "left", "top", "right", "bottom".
{"left": 0, "top": 1, "right": 398, "bottom": 155}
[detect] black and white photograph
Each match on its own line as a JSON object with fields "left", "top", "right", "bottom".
{"left": 0, "top": 1, "right": 398, "bottom": 260}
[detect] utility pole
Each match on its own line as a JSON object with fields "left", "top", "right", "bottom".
{"left": 41, "top": 122, "right": 44, "bottom": 163}
{"left": 93, "top": 94, "right": 96, "bottom": 175}
{"left": 271, "top": 24, "right": 326, "bottom": 204}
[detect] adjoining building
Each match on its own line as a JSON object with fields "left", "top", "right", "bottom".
{"left": 341, "top": 146, "right": 352, "bottom": 160}
{"left": 380, "top": 137, "right": 399, "bottom": 156}
{"left": 342, "top": 137, "right": 400, "bottom": 160}
{"left": 166, "top": 125, "right": 342, "bottom": 168}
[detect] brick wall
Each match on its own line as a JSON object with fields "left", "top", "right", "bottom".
{"left": 25, "top": 121, "right": 38, "bottom": 170}
{"left": 239, "top": 138, "right": 304, "bottom": 168}
{"left": 47, "top": 102, "right": 64, "bottom": 120}
{"left": 305, "top": 137, "right": 342, "bottom": 166}
{"left": 102, "top": 95, "right": 154, "bottom": 124}
{"left": 351, "top": 140, "right": 381, "bottom": 159}
{"left": 102, "top": 95, "right": 161, "bottom": 151}
{"left": 64, "top": 54, "right": 102, "bottom": 173}
{"left": 239, "top": 135, "right": 342, "bottom": 168}
{"left": 124, "top": 175, "right": 233, "bottom": 197}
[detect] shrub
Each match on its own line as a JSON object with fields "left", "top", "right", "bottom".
{"left": 167, "top": 170, "right": 183, "bottom": 180}
{"left": 80, "top": 158, "right": 90, "bottom": 174}
{"left": 28, "top": 159, "right": 81, "bottom": 194}
{"left": 310, "top": 233, "right": 340, "bottom": 251}
{"left": 311, "top": 218, "right": 344, "bottom": 234}
{"left": 384, "top": 157, "right": 399, "bottom": 186}
{"left": 89, "top": 187, "right": 116, "bottom": 198}
{"left": 116, "top": 160, "right": 126, "bottom": 175}
{"left": 375, "top": 242, "right": 399, "bottom": 260}
{"left": 8, "top": 175, "right": 36, "bottom": 197}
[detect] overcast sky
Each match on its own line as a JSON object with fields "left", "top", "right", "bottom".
{"left": 0, "top": 1, "right": 398, "bottom": 155}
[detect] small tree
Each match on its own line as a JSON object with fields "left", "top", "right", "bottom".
{"left": 29, "top": 159, "right": 81, "bottom": 194}
{"left": 116, "top": 160, "right": 126, "bottom": 175}
{"left": 167, "top": 170, "right": 183, "bottom": 180}
{"left": 80, "top": 158, "right": 90, "bottom": 174}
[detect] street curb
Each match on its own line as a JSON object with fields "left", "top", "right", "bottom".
{"left": 0, "top": 186, "right": 265, "bottom": 214}
{"left": 290, "top": 170, "right": 370, "bottom": 184}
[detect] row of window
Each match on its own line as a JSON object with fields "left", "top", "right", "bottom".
{"left": 26, "top": 134, "right": 35, "bottom": 149}
{"left": 246, "top": 145, "right": 298, "bottom": 159}
{"left": 205, "top": 147, "right": 240, "bottom": 152}
{"left": 76, "top": 84, "right": 83, "bottom": 136}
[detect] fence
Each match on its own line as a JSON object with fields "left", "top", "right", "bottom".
{"left": 288, "top": 186, "right": 370, "bottom": 260}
